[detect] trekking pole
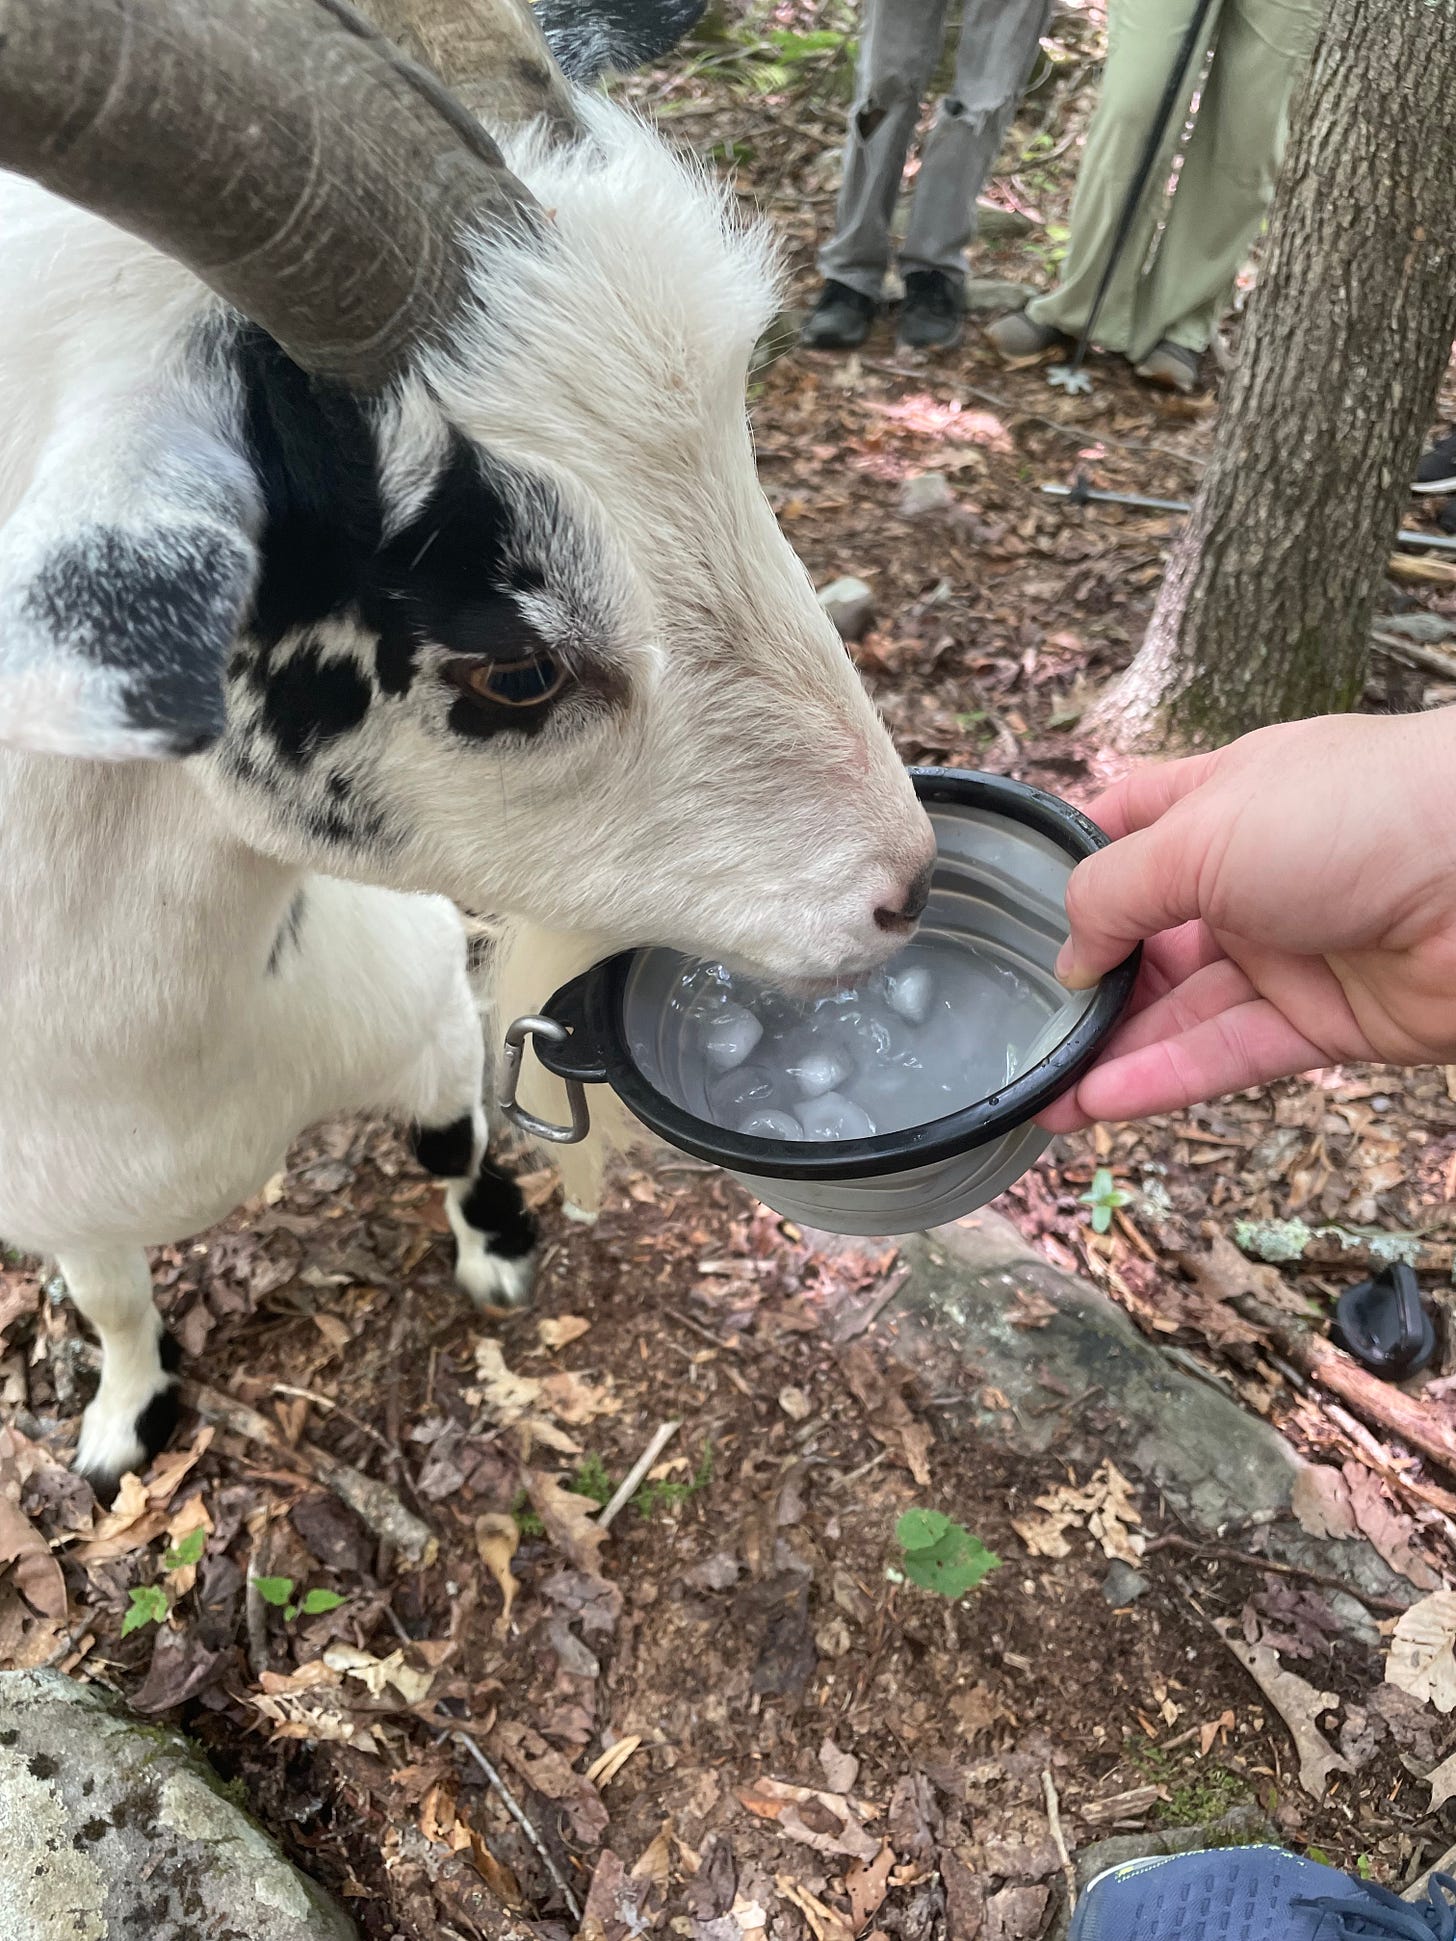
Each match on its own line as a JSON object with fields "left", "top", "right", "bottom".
{"left": 1040, "top": 480, "right": 1456, "bottom": 555}
{"left": 1047, "top": 0, "right": 1218, "bottom": 396}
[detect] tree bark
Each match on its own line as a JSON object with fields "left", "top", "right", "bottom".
{"left": 1093, "top": 0, "right": 1456, "bottom": 753}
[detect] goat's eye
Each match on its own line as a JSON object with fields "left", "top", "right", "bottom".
{"left": 455, "top": 653, "right": 567, "bottom": 710}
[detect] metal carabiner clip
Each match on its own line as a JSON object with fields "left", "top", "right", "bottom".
{"left": 498, "top": 1015, "right": 591, "bottom": 1145}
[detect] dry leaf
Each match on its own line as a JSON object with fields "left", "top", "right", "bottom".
{"left": 540, "top": 1369, "right": 621, "bottom": 1424}
{"left": 322, "top": 1642, "right": 434, "bottom": 1706}
{"left": 738, "top": 1777, "right": 879, "bottom": 1861}
{"left": 1426, "top": 1750, "right": 1456, "bottom": 1813}
{"left": 838, "top": 1346, "right": 931, "bottom": 1487}
{"left": 1216, "top": 1621, "right": 1349, "bottom": 1797}
{"left": 539, "top": 1315, "right": 591, "bottom": 1349}
{"left": 845, "top": 1845, "right": 895, "bottom": 1934}
{"left": 1020, "top": 1461, "right": 1143, "bottom": 1565}
{"left": 586, "top": 1734, "right": 643, "bottom": 1788}
{"left": 629, "top": 1820, "right": 675, "bottom": 1889}
{"left": 1387, "top": 1592, "right": 1456, "bottom": 1713}
{"left": 472, "top": 1339, "right": 542, "bottom": 1421}
{"left": 475, "top": 1512, "right": 520, "bottom": 1639}
{"left": 0, "top": 1433, "right": 66, "bottom": 1666}
{"left": 776, "top": 1875, "right": 855, "bottom": 1941}
{"left": 523, "top": 1469, "right": 610, "bottom": 1579}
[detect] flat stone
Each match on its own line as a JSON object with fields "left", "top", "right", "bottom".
{"left": 887, "top": 1212, "right": 1414, "bottom": 1608}
{"left": 0, "top": 1669, "right": 356, "bottom": 1941}
{"left": 975, "top": 203, "right": 1035, "bottom": 240}
{"left": 963, "top": 278, "right": 1039, "bottom": 317}
{"left": 1101, "top": 1561, "right": 1149, "bottom": 1606}
{"left": 897, "top": 473, "right": 956, "bottom": 518}
{"left": 817, "top": 576, "right": 876, "bottom": 641}
{"left": 1376, "top": 611, "right": 1455, "bottom": 643}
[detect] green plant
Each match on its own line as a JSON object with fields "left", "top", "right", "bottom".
{"left": 895, "top": 1509, "right": 1001, "bottom": 1598}
{"left": 253, "top": 1575, "right": 346, "bottom": 1623}
{"left": 1080, "top": 1167, "right": 1133, "bottom": 1235}
{"left": 161, "top": 1527, "right": 206, "bottom": 1572}
{"left": 635, "top": 1441, "right": 714, "bottom": 1518}
{"left": 572, "top": 1454, "right": 616, "bottom": 1506}
{"left": 1157, "top": 1765, "right": 1250, "bottom": 1828}
{"left": 121, "top": 1583, "right": 169, "bottom": 1636}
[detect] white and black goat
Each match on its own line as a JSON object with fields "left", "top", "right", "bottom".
{"left": 0, "top": 0, "right": 936, "bottom": 1498}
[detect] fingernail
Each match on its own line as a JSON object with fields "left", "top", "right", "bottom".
{"left": 1055, "top": 942, "right": 1097, "bottom": 991}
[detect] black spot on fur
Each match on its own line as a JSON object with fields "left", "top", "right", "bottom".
{"left": 28, "top": 1753, "right": 58, "bottom": 1781}
{"left": 260, "top": 643, "right": 371, "bottom": 766}
{"left": 26, "top": 525, "right": 255, "bottom": 752}
{"left": 458, "top": 1160, "right": 537, "bottom": 1260}
{"left": 412, "top": 1115, "right": 476, "bottom": 1180}
{"left": 266, "top": 890, "right": 308, "bottom": 975}
{"left": 159, "top": 1331, "right": 183, "bottom": 1375}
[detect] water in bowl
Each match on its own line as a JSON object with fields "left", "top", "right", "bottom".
{"left": 666, "top": 933, "right": 1054, "bottom": 1143}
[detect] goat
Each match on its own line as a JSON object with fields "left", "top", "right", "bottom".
{"left": 0, "top": 0, "right": 937, "bottom": 1501}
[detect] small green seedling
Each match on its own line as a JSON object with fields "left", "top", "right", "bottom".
{"left": 253, "top": 1575, "right": 346, "bottom": 1623}
{"left": 161, "top": 1527, "right": 206, "bottom": 1572}
{"left": 1080, "top": 1166, "right": 1133, "bottom": 1235}
{"left": 895, "top": 1508, "right": 1001, "bottom": 1599}
{"left": 121, "top": 1584, "right": 170, "bottom": 1636}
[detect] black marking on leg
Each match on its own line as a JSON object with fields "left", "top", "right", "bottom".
{"left": 135, "top": 1384, "right": 183, "bottom": 1466}
{"left": 412, "top": 1115, "right": 476, "bottom": 1180}
{"left": 266, "top": 889, "right": 308, "bottom": 975}
{"left": 459, "top": 1160, "right": 537, "bottom": 1260}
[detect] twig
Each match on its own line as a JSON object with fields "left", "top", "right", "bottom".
{"left": 1405, "top": 1844, "right": 1456, "bottom": 1905}
{"left": 453, "top": 1728, "right": 583, "bottom": 1923}
{"left": 187, "top": 1380, "right": 438, "bottom": 1568}
{"left": 662, "top": 1304, "right": 735, "bottom": 1351}
{"left": 597, "top": 1420, "right": 681, "bottom": 1531}
{"left": 1042, "top": 1769, "right": 1077, "bottom": 1914}
{"left": 270, "top": 1382, "right": 395, "bottom": 1457}
{"left": 1141, "top": 1532, "right": 1411, "bottom": 1616}
{"left": 244, "top": 1537, "right": 270, "bottom": 1679}
{"left": 1372, "top": 630, "right": 1456, "bottom": 684}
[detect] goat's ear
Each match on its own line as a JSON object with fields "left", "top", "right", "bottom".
{"left": 533, "top": 0, "right": 707, "bottom": 79}
{"left": 0, "top": 513, "right": 259, "bottom": 763}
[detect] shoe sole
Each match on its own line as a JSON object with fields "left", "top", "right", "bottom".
{"left": 1414, "top": 474, "right": 1456, "bottom": 496}
{"left": 896, "top": 327, "right": 965, "bottom": 354}
{"left": 989, "top": 340, "right": 1066, "bottom": 370}
{"left": 1133, "top": 362, "right": 1198, "bottom": 395}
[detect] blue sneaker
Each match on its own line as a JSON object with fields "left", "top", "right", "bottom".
{"left": 1069, "top": 1848, "right": 1456, "bottom": 1939}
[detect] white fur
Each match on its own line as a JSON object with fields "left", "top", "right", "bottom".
{"left": 0, "top": 93, "right": 935, "bottom": 1484}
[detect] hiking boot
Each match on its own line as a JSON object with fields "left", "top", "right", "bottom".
{"left": 897, "top": 269, "right": 964, "bottom": 351}
{"left": 1415, "top": 428, "right": 1456, "bottom": 496}
{"left": 1133, "top": 339, "right": 1202, "bottom": 394}
{"left": 983, "top": 308, "right": 1073, "bottom": 368}
{"left": 1070, "top": 1846, "right": 1456, "bottom": 1941}
{"left": 799, "top": 280, "right": 877, "bottom": 351}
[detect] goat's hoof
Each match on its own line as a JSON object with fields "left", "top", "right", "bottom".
{"left": 74, "top": 1377, "right": 181, "bottom": 1505}
{"left": 454, "top": 1244, "right": 535, "bottom": 1311}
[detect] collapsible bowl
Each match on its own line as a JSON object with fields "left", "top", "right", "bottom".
{"left": 500, "top": 769, "right": 1138, "bottom": 1236}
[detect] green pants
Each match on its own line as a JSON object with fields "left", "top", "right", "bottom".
{"left": 1027, "top": 0, "right": 1323, "bottom": 362}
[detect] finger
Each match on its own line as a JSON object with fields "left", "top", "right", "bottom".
{"left": 1056, "top": 811, "right": 1212, "bottom": 989}
{"left": 1080, "top": 751, "right": 1218, "bottom": 842}
{"left": 1068, "top": 998, "right": 1328, "bottom": 1124}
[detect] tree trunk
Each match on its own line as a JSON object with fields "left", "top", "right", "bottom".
{"left": 1093, "top": 0, "right": 1456, "bottom": 753}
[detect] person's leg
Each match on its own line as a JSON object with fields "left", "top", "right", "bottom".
{"left": 900, "top": 0, "right": 1052, "bottom": 282}
{"left": 818, "top": 0, "right": 952, "bottom": 300}
{"left": 1131, "top": 0, "right": 1322, "bottom": 362}
{"left": 1021, "top": 0, "right": 1222, "bottom": 353}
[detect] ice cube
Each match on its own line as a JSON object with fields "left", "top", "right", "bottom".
{"left": 703, "top": 1003, "right": 763, "bottom": 1072}
{"left": 885, "top": 963, "right": 933, "bottom": 1025}
{"left": 797, "top": 1091, "right": 877, "bottom": 1141}
{"left": 787, "top": 1049, "right": 852, "bottom": 1098}
{"left": 709, "top": 1063, "right": 778, "bottom": 1122}
{"left": 738, "top": 1108, "right": 804, "bottom": 1141}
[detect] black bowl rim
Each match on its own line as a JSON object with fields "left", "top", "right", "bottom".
{"left": 535, "top": 767, "right": 1140, "bottom": 1182}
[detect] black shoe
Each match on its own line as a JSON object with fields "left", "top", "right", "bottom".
{"left": 897, "top": 269, "right": 964, "bottom": 351}
{"left": 1415, "top": 428, "right": 1456, "bottom": 496}
{"left": 799, "top": 280, "right": 877, "bottom": 351}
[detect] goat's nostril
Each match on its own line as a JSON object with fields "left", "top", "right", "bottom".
{"left": 873, "top": 861, "right": 934, "bottom": 934}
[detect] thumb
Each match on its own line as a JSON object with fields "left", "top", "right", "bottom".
{"left": 1056, "top": 811, "right": 1209, "bottom": 989}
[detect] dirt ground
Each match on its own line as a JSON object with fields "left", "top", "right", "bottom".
{"left": 6, "top": 6, "right": 1456, "bottom": 1938}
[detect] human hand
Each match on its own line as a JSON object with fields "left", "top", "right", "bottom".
{"left": 1039, "top": 710, "right": 1456, "bottom": 1131}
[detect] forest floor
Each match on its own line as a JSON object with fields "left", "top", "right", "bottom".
{"left": 7, "top": 7, "right": 1456, "bottom": 1939}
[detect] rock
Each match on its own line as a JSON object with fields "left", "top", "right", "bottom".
{"left": 963, "top": 277, "right": 1040, "bottom": 317}
{"left": 817, "top": 576, "right": 876, "bottom": 642}
{"left": 1101, "top": 1560, "right": 1149, "bottom": 1606}
{"left": 974, "top": 203, "right": 1034, "bottom": 241}
{"left": 1074, "top": 1806, "right": 1278, "bottom": 1889}
{"left": 1376, "top": 610, "right": 1455, "bottom": 643}
{"left": 897, "top": 473, "right": 956, "bottom": 519}
{"left": 0, "top": 1668, "right": 357, "bottom": 1941}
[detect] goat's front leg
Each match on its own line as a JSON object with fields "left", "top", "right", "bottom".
{"left": 57, "top": 1247, "right": 179, "bottom": 1503}
{"left": 412, "top": 1111, "right": 537, "bottom": 1310}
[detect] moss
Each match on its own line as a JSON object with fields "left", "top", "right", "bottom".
{"left": 1157, "top": 1766, "right": 1252, "bottom": 1829}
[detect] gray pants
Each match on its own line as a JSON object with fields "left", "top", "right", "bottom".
{"left": 819, "top": 0, "right": 1052, "bottom": 299}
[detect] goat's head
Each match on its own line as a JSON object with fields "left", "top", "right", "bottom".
{"left": 0, "top": 0, "right": 935, "bottom": 985}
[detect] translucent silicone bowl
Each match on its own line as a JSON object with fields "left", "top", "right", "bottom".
{"left": 500, "top": 768, "right": 1138, "bottom": 1236}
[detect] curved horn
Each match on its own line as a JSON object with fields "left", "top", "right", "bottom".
{"left": 357, "top": 0, "right": 581, "bottom": 132}
{"left": 0, "top": 0, "right": 542, "bottom": 390}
